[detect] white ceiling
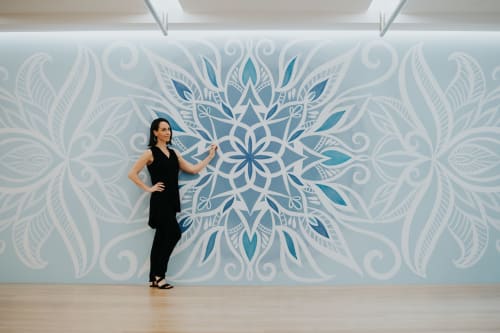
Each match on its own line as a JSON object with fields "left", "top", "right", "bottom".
{"left": 177, "top": 0, "right": 372, "bottom": 14}
{"left": 1, "top": 0, "right": 500, "bottom": 32}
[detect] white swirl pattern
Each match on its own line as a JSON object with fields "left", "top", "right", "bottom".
{"left": 0, "top": 35, "right": 499, "bottom": 284}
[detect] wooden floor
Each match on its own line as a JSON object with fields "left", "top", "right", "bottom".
{"left": 0, "top": 284, "right": 499, "bottom": 333}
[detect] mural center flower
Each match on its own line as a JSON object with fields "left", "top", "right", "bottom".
{"left": 216, "top": 105, "right": 301, "bottom": 199}
{"left": 229, "top": 135, "right": 273, "bottom": 180}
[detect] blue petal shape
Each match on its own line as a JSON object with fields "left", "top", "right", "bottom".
{"left": 323, "top": 150, "right": 351, "bottom": 166}
{"left": 197, "top": 129, "right": 212, "bottom": 141}
{"left": 255, "top": 154, "right": 272, "bottom": 160}
{"left": 317, "top": 184, "right": 347, "bottom": 206}
{"left": 246, "top": 136, "right": 253, "bottom": 153}
{"left": 282, "top": 57, "right": 297, "bottom": 87}
{"left": 203, "top": 231, "right": 218, "bottom": 262}
{"left": 223, "top": 196, "right": 234, "bottom": 213}
{"left": 288, "top": 129, "right": 304, "bottom": 142}
{"left": 288, "top": 173, "right": 304, "bottom": 186}
{"left": 221, "top": 103, "right": 234, "bottom": 119}
{"left": 308, "top": 79, "right": 328, "bottom": 101}
{"left": 230, "top": 154, "right": 246, "bottom": 160}
{"left": 203, "top": 57, "right": 218, "bottom": 87}
{"left": 235, "top": 160, "right": 248, "bottom": 173}
{"left": 266, "top": 104, "right": 278, "bottom": 120}
{"left": 178, "top": 216, "right": 192, "bottom": 233}
{"left": 247, "top": 160, "right": 254, "bottom": 178}
{"left": 195, "top": 174, "right": 212, "bottom": 187}
{"left": 310, "top": 217, "right": 330, "bottom": 239}
{"left": 253, "top": 160, "right": 265, "bottom": 172}
{"left": 242, "top": 58, "right": 257, "bottom": 85}
{"left": 254, "top": 142, "right": 265, "bottom": 154}
{"left": 283, "top": 231, "right": 297, "bottom": 259}
{"left": 266, "top": 196, "right": 279, "bottom": 213}
{"left": 242, "top": 232, "right": 257, "bottom": 260}
{"left": 235, "top": 141, "right": 247, "bottom": 154}
{"left": 172, "top": 79, "right": 192, "bottom": 101}
{"left": 317, "top": 111, "right": 345, "bottom": 132}
{"left": 155, "top": 112, "right": 185, "bottom": 132}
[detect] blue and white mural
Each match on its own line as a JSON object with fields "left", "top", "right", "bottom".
{"left": 1, "top": 32, "right": 499, "bottom": 284}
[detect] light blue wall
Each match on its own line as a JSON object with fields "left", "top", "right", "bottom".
{"left": 1, "top": 31, "right": 499, "bottom": 285}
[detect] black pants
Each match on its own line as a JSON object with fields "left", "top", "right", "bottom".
{"left": 149, "top": 213, "right": 181, "bottom": 282}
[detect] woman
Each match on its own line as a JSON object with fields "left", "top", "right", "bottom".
{"left": 128, "top": 118, "right": 217, "bottom": 289}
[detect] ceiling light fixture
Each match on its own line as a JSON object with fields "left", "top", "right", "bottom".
{"left": 371, "top": 0, "right": 408, "bottom": 37}
{"left": 145, "top": 0, "right": 169, "bottom": 36}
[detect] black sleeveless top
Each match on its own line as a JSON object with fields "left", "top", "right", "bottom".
{"left": 147, "top": 146, "right": 181, "bottom": 227}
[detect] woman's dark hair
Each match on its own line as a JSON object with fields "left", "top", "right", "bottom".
{"left": 148, "top": 118, "right": 172, "bottom": 147}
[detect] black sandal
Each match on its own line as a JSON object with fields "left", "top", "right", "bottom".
{"left": 154, "top": 276, "right": 173, "bottom": 289}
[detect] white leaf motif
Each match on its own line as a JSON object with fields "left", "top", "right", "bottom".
{"left": 446, "top": 52, "right": 485, "bottom": 110}
{"left": 144, "top": 48, "right": 202, "bottom": 109}
{"left": 13, "top": 209, "right": 54, "bottom": 269}
{"left": 277, "top": 226, "right": 334, "bottom": 282}
{"left": 400, "top": 44, "right": 452, "bottom": 152}
{"left": 0, "top": 129, "right": 59, "bottom": 192}
{"left": 299, "top": 46, "right": 358, "bottom": 110}
{"left": 15, "top": 53, "right": 56, "bottom": 119}
{"left": 47, "top": 169, "right": 100, "bottom": 278}
{"left": 448, "top": 202, "right": 488, "bottom": 268}
{"left": 402, "top": 170, "right": 454, "bottom": 277}
{"left": 300, "top": 210, "right": 361, "bottom": 274}
{"left": 448, "top": 142, "right": 500, "bottom": 175}
{"left": 445, "top": 129, "right": 500, "bottom": 190}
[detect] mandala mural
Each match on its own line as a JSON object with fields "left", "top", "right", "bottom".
{"left": 0, "top": 34, "right": 499, "bottom": 284}
{"left": 140, "top": 41, "right": 366, "bottom": 282}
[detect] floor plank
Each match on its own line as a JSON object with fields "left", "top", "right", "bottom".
{"left": 0, "top": 284, "right": 499, "bottom": 332}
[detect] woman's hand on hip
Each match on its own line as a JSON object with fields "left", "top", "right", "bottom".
{"left": 149, "top": 182, "right": 165, "bottom": 192}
